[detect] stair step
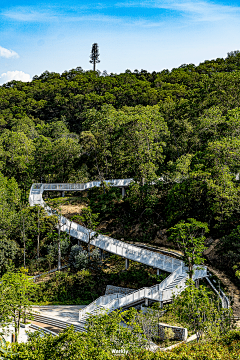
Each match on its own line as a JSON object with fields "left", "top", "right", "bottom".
{"left": 165, "top": 280, "right": 185, "bottom": 287}
{"left": 32, "top": 314, "right": 84, "bottom": 332}
{"left": 163, "top": 276, "right": 186, "bottom": 290}
{"left": 165, "top": 277, "right": 185, "bottom": 284}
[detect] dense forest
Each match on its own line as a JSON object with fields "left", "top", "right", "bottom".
{"left": 1, "top": 49, "right": 240, "bottom": 359}
{"left": 1, "top": 50, "right": 240, "bottom": 281}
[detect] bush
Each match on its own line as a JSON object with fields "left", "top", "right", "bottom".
{"left": 168, "top": 279, "right": 235, "bottom": 342}
{"left": 69, "top": 244, "right": 88, "bottom": 271}
{"left": 69, "top": 245, "right": 102, "bottom": 273}
{"left": 0, "top": 236, "right": 18, "bottom": 276}
{"left": 11, "top": 318, "right": 240, "bottom": 359}
{"left": 33, "top": 269, "right": 99, "bottom": 304}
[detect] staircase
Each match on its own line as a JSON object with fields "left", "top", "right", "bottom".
{"left": 32, "top": 313, "right": 85, "bottom": 332}
{"left": 163, "top": 274, "right": 186, "bottom": 292}
{"left": 79, "top": 265, "right": 207, "bottom": 322}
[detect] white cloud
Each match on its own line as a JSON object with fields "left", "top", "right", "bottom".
{"left": 0, "top": 71, "right": 31, "bottom": 85}
{"left": 3, "top": 9, "right": 56, "bottom": 22}
{"left": 2, "top": 1, "right": 240, "bottom": 28}
{"left": 115, "top": 0, "right": 240, "bottom": 22}
{"left": 0, "top": 46, "right": 19, "bottom": 58}
{"left": 2, "top": 7, "right": 153, "bottom": 27}
{"left": 2, "top": 7, "right": 122, "bottom": 24}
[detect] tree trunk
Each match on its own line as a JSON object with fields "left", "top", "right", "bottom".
{"left": 37, "top": 207, "right": 40, "bottom": 259}
{"left": 14, "top": 326, "right": 17, "bottom": 343}
{"left": 24, "top": 238, "right": 26, "bottom": 268}
{"left": 88, "top": 233, "right": 91, "bottom": 259}
{"left": 188, "top": 260, "right": 193, "bottom": 279}
{"left": 17, "top": 310, "right": 21, "bottom": 343}
{"left": 69, "top": 221, "right": 72, "bottom": 242}
{"left": 13, "top": 313, "right": 17, "bottom": 343}
{"left": 22, "top": 216, "right": 26, "bottom": 268}
{"left": 58, "top": 221, "right": 61, "bottom": 270}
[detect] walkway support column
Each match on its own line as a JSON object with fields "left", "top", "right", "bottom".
{"left": 100, "top": 248, "right": 104, "bottom": 261}
{"left": 121, "top": 187, "right": 126, "bottom": 198}
{"left": 145, "top": 298, "right": 149, "bottom": 306}
{"left": 160, "top": 291, "right": 163, "bottom": 308}
{"left": 125, "top": 258, "right": 129, "bottom": 270}
{"left": 157, "top": 269, "right": 161, "bottom": 276}
{"left": 195, "top": 279, "right": 199, "bottom": 288}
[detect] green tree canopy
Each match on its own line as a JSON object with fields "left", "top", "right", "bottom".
{"left": 167, "top": 218, "right": 209, "bottom": 278}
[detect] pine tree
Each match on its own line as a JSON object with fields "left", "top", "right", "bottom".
{"left": 89, "top": 43, "right": 100, "bottom": 71}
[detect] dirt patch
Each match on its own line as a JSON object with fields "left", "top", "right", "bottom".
{"left": 151, "top": 228, "right": 179, "bottom": 249}
{"left": 60, "top": 204, "right": 86, "bottom": 217}
{"left": 203, "top": 238, "right": 220, "bottom": 262}
{"left": 202, "top": 238, "right": 240, "bottom": 317}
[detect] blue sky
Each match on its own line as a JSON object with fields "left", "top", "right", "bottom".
{"left": 1, "top": 0, "right": 240, "bottom": 84}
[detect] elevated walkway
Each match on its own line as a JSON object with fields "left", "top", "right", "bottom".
{"left": 29, "top": 180, "right": 211, "bottom": 324}
{"left": 29, "top": 181, "right": 183, "bottom": 273}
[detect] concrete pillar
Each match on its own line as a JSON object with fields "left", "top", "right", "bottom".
{"left": 100, "top": 248, "right": 104, "bottom": 261}
{"left": 145, "top": 298, "right": 149, "bottom": 306}
{"left": 160, "top": 301, "right": 163, "bottom": 309}
{"left": 125, "top": 258, "right": 129, "bottom": 270}
{"left": 62, "top": 191, "right": 65, "bottom": 197}
{"left": 121, "top": 187, "right": 126, "bottom": 198}
{"left": 157, "top": 269, "right": 161, "bottom": 276}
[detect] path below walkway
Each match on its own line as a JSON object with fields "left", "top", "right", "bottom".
{"left": 208, "top": 266, "right": 240, "bottom": 317}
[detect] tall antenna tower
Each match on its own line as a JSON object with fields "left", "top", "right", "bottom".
{"left": 89, "top": 43, "right": 100, "bottom": 71}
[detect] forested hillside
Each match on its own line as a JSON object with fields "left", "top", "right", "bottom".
{"left": 1, "top": 50, "right": 240, "bottom": 280}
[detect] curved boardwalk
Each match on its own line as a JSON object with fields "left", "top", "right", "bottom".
{"left": 29, "top": 180, "right": 209, "bottom": 323}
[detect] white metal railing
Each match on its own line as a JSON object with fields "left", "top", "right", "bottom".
{"left": 78, "top": 265, "right": 208, "bottom": 320}
{"left": 220, "top": 288, "right": 230, "bottom": 309}
{"left": 79, "top": 266, "right": 187, "bottom": 320}
{"left": 41, "top": 179, "right": 133, "bottom": 192}
{"left": 79, "top": 293, "right": 125, "bottom": 320}
{"left": 205, "top": 276, "right": 230, "bottom": 309}
{"left": 31, "top": 177, "right": 168, "bottom": 195}
{"left": 29, "top": 183, "right": 183, "bottom": 273}
{"left": 61, "top": 226, "right": 182, "bottom": 272}
{"left": 192, "top": 266, "right": 208, "bottom": 281}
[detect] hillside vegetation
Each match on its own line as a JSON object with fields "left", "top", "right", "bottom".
{"left": 1, "top": 51, "right": 240, "bottom": 280}
{"left": 1, "top": 50, "right": 240, "bottom": 359}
